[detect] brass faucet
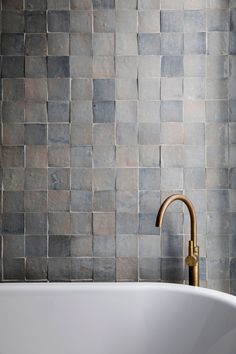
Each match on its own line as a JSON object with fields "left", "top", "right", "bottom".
{"left": 156, "top": 194, "right": 199, "bottom": 287}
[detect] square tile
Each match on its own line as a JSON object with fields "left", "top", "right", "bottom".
{"left": 48, "top": 11, "right": 70, "bottom": 32}
{"left": 25, "top": 34, "right": 47, "bottom": 56}
{"left": 47, "top": 57, "right": 70, "bottom": 78}
{"left": 93, "top": 10, "right": 116, "bottom": 32}
{"left": 70, "top": 11, "right": 92, "bottom": 32}
{"left": 48, "top": 33, "right": 69, "bottom": 56}
{"left": 70, "top": 33, "right": 92, "bottom": 56}
{"left": 25, "top": 11, "right": 46, "bottom": 33}
{"left": 161, "top": 10, "right": 184, "bottom": 32}
{"left": 138, "top": 33, "right": 160, "bottom": 55}
{"left": 25, "top": 57, "right": 47, "bottom": 78}
{"left": 138, "top": 10, "right": 160, "bottom": 32}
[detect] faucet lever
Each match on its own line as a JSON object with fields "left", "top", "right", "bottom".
{"left": 186, "top": 240, "right": 198, "bottom": 267}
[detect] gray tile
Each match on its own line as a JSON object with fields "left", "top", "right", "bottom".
{"left": 116, "top": 191, "right": 138, "bottom": 212}
{"left": 161, "top": 56, "right": 184, "bottom": 77}
{"left": 139, "top": 168, "right": 160, "bottom": 190}
{"left": 161, "top": 101, "right": 183, "bottom": 122}
{"left": 116, "top": 10, "right": 138, "bottom": 33}
{"left": 184, "top": 10, "right": 206, "bottom": 31}
{"left": 138, "top": 10, "right": 160, "bottom": 33}
{"left": 71, "top": 213, "right": 92, "bottom": 235}
{"left": 93, "top": 236, "right": 115, "bottom": 257}
{"left": 184, "top": 168, "right": 205, "bottom": 189}
{"left": 48, "top": 258, "right": 71, "bottom": 281}
{"left": 25, "top": 78, "right": 47, "bottom": 101}
{"left": 139, "top": 213, "right": 159, "bottom": 235}
{"left": 139, "top": 235, "right": 160, "bottom": 257}
{"left": 48, "top": 124, "right": 70, "bottom": 145}
{"left": 48, "top": 168, "right": 70, "bottom": 190}
{"left": 71, "top": 0, "right": 93, "bottom": 9}
{"left": 71, "top": 191, "right": 92, "bottom": 211}
{"left": 94, "top": 10, "right": 116, "bottom": 33}
{"left": 139, "top": 123, "right": 160, "bottom": 145}
{"left": 161, "top": 146, "right": 183, "bottom": 167}
{"left": 94, "top": 168, "right": 116, "bottom": 191}
{"left": 116, "top": 123, "right": 138, "bottom": 145}
{"left": 184, "top": 32, "right": 206, "bottom": 54}
{"left": 3, "top": 213, "right": 24, "bottom": 235}
{"left": 25, "top": 57, "right": 47, "bottom": 78}
{"left": 116, "top": 235, "right": 137, "bottom": 257}
{"left": 70, "top": 33, "right": 92, "bottom": 56}
{"left": 2, "top": 147, "right": 24, "bottom": 168}
{"left": 71, "top": 168, "right": 92, "bottom": 191}
{"left": 138, "top": 33, "right": 160, "bottom": 55}
{"left": 3, "top": 0, "right": 24, "bottom": 9}
{"left": 161, "top": 11, "right": 184, "bottom": 32}
{"left": 2, "top": 56, "right": 24, "bottom": 78}
{"left": 3, "top": 79, "right": 24, "bottom": 101}
{"left": 26, "top": 258, "right": 47, "bottom": 280}
{"left": 25, "top": 124, "right": 47, "bottom": 145}
{"left": 161, "top": 33, "right": 183, "bottom": 55}
{"left": 93, "top": 212, "right": 115, "bottom": 235}
{"left": 48, "top": 190, "right": 70, "bottom": 211}
{"left": 47, "top": 57, "right": 70, "bottom": 78}
{"left": 208, "top": 9, "right": 229, "bottom": 31}
{"left": 71, "top": 101, "right": 93, "bottom": 123}
{"left": 49, "top": 235, "right": 70, "bottom": 257}
{"left": 162, "top": 235, "right": 183, "bottom": 257}
{"left": 48, "top": 33, "right": 69, "bottom": 56}
{"left": 3, "top": 191, "right": 23, "bottom": 213}
{"left": 48, "top": 212, "right": 70, "bottom": 235}
{"left": 116, "top": 258, "right": 138, "bottom": 281}
{"left": 139, "top": 258, "right": 160, "bottom": 280}
{"left": 138, "top": 0, "right": 160, "bottom": 9}
{"left": 25, "top": 34, "right": 47, "bottom": 56}
{"left": 208, "top": 258, "right": 229, "bottom": 279}
{"left": 93, "top": 123, "right": 115, "bottom": 145}
{"left": 25, "top": 11, "right": 46, "bottom": 33}
{"left": 26, "top": 213, "right": 47, "bottom": 235}
{"left": 24, "top": 191, "right": 47, "bottom": 212}
{"left": 161, "top": 258, "right": 184, "bottom": 282}
{"left": 209, "top": 32, "right": 228, "bottom": 55}
{"left": 93, "top": 0, "right": 115, "bottom": 8}
{"left": 71, "top": 258, "right": 93, "bottom": 280}
{"left": 3, "top": 258, "right": 25, "bottom": 280}
{"left": 93, "top": 101, "right": 115, "bottom": 123}
{"left": 116, "top": 213, "right": 138, "bottom": 234}
{"left": 1, "top": 34, "right": 24, "bottom": 56}
{"left": 2, "top": 11, "right": 25, "bottom": 33}
{"left": 93, "top": 79, "right": 115, "bottom": 101}
{"left": 26, "top": 236, "right": 47, "bottom": 257}
{"left": 94, "top": 258, "right": 115, "bottom": 282}
{"left": 93, "top": 146, "right": 115, "bottom": 167}
{"left": 139, "top": 146, "right": 160, "bottom": 167}
{"left": 70, "top": 11, "right": 92, "bottom": 32}
{"left": 93, "top": 191, "right": 115, "bottom": 211}
{"left": 25, "top": 168, "right": 47, "bottom": 190}
{"left": 48, "top": 79, "right": 70, "bottom": 101}
{"left": 47, "top": 0, "right": 70, "bottom": 9}
{"left": 3, "top": 235, "right": 24, "bottom": 258}
{"left": 25, "top": 102, "right": 47, "bottom": 123}
{"left": 3, "top": 124, "right": 24, "bottom": 146}
{"left": 71, "top": 146, "right": 92, "bottom": 167}
{"left": 48, "top": 11, "right": 70, "bottom": 32}
{"left": 2, "top": 102, "right": 24, "bottom": 123}
{"left": 26, "top": 146, "right": 48, "bottom": 168}
{"left": 70, "top": 236, "right": 93, "bottom": 257}
{"left": 26, "top": 0, "right": 46, "bottom": 9}
{"left": 48, "top": 102, "right": 69, "bottom": 123}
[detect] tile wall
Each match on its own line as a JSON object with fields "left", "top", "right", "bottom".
{"left": 0, "top": 0, "right": 236, "bottom": 293}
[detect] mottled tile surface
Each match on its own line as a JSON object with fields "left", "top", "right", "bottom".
{"left": 0, "top": 0, "right": 235, "bottom": 292}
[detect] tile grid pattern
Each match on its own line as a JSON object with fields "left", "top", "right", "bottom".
{"left": 0, "top": 0, "right": 236, "bottom": 293}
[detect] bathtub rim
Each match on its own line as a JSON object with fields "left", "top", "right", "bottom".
{"left": 0, "top": 282, "right": 235, "bottom": 307}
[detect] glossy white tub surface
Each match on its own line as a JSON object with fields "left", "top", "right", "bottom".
{"left": 0, "top": 283, "right": 236, "bottom": 354}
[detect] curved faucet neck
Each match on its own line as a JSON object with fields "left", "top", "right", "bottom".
{"left": 156, "top": 194, "right": 197, "bottom": 247}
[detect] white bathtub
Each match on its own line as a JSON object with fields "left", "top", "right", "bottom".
{"left": 0, "top": 283, "right": 236, "bottom": 354}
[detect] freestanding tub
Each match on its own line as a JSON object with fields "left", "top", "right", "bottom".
{"left": 0, "top": 283, "right": 236, "bottom": 354}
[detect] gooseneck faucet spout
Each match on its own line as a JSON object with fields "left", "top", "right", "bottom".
{"left": 156, "top": 194, "right": 199, "bottom": 287}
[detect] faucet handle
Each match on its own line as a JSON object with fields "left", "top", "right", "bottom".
{"left": 185, "top": 240, "right": 198, "bottom": 267}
